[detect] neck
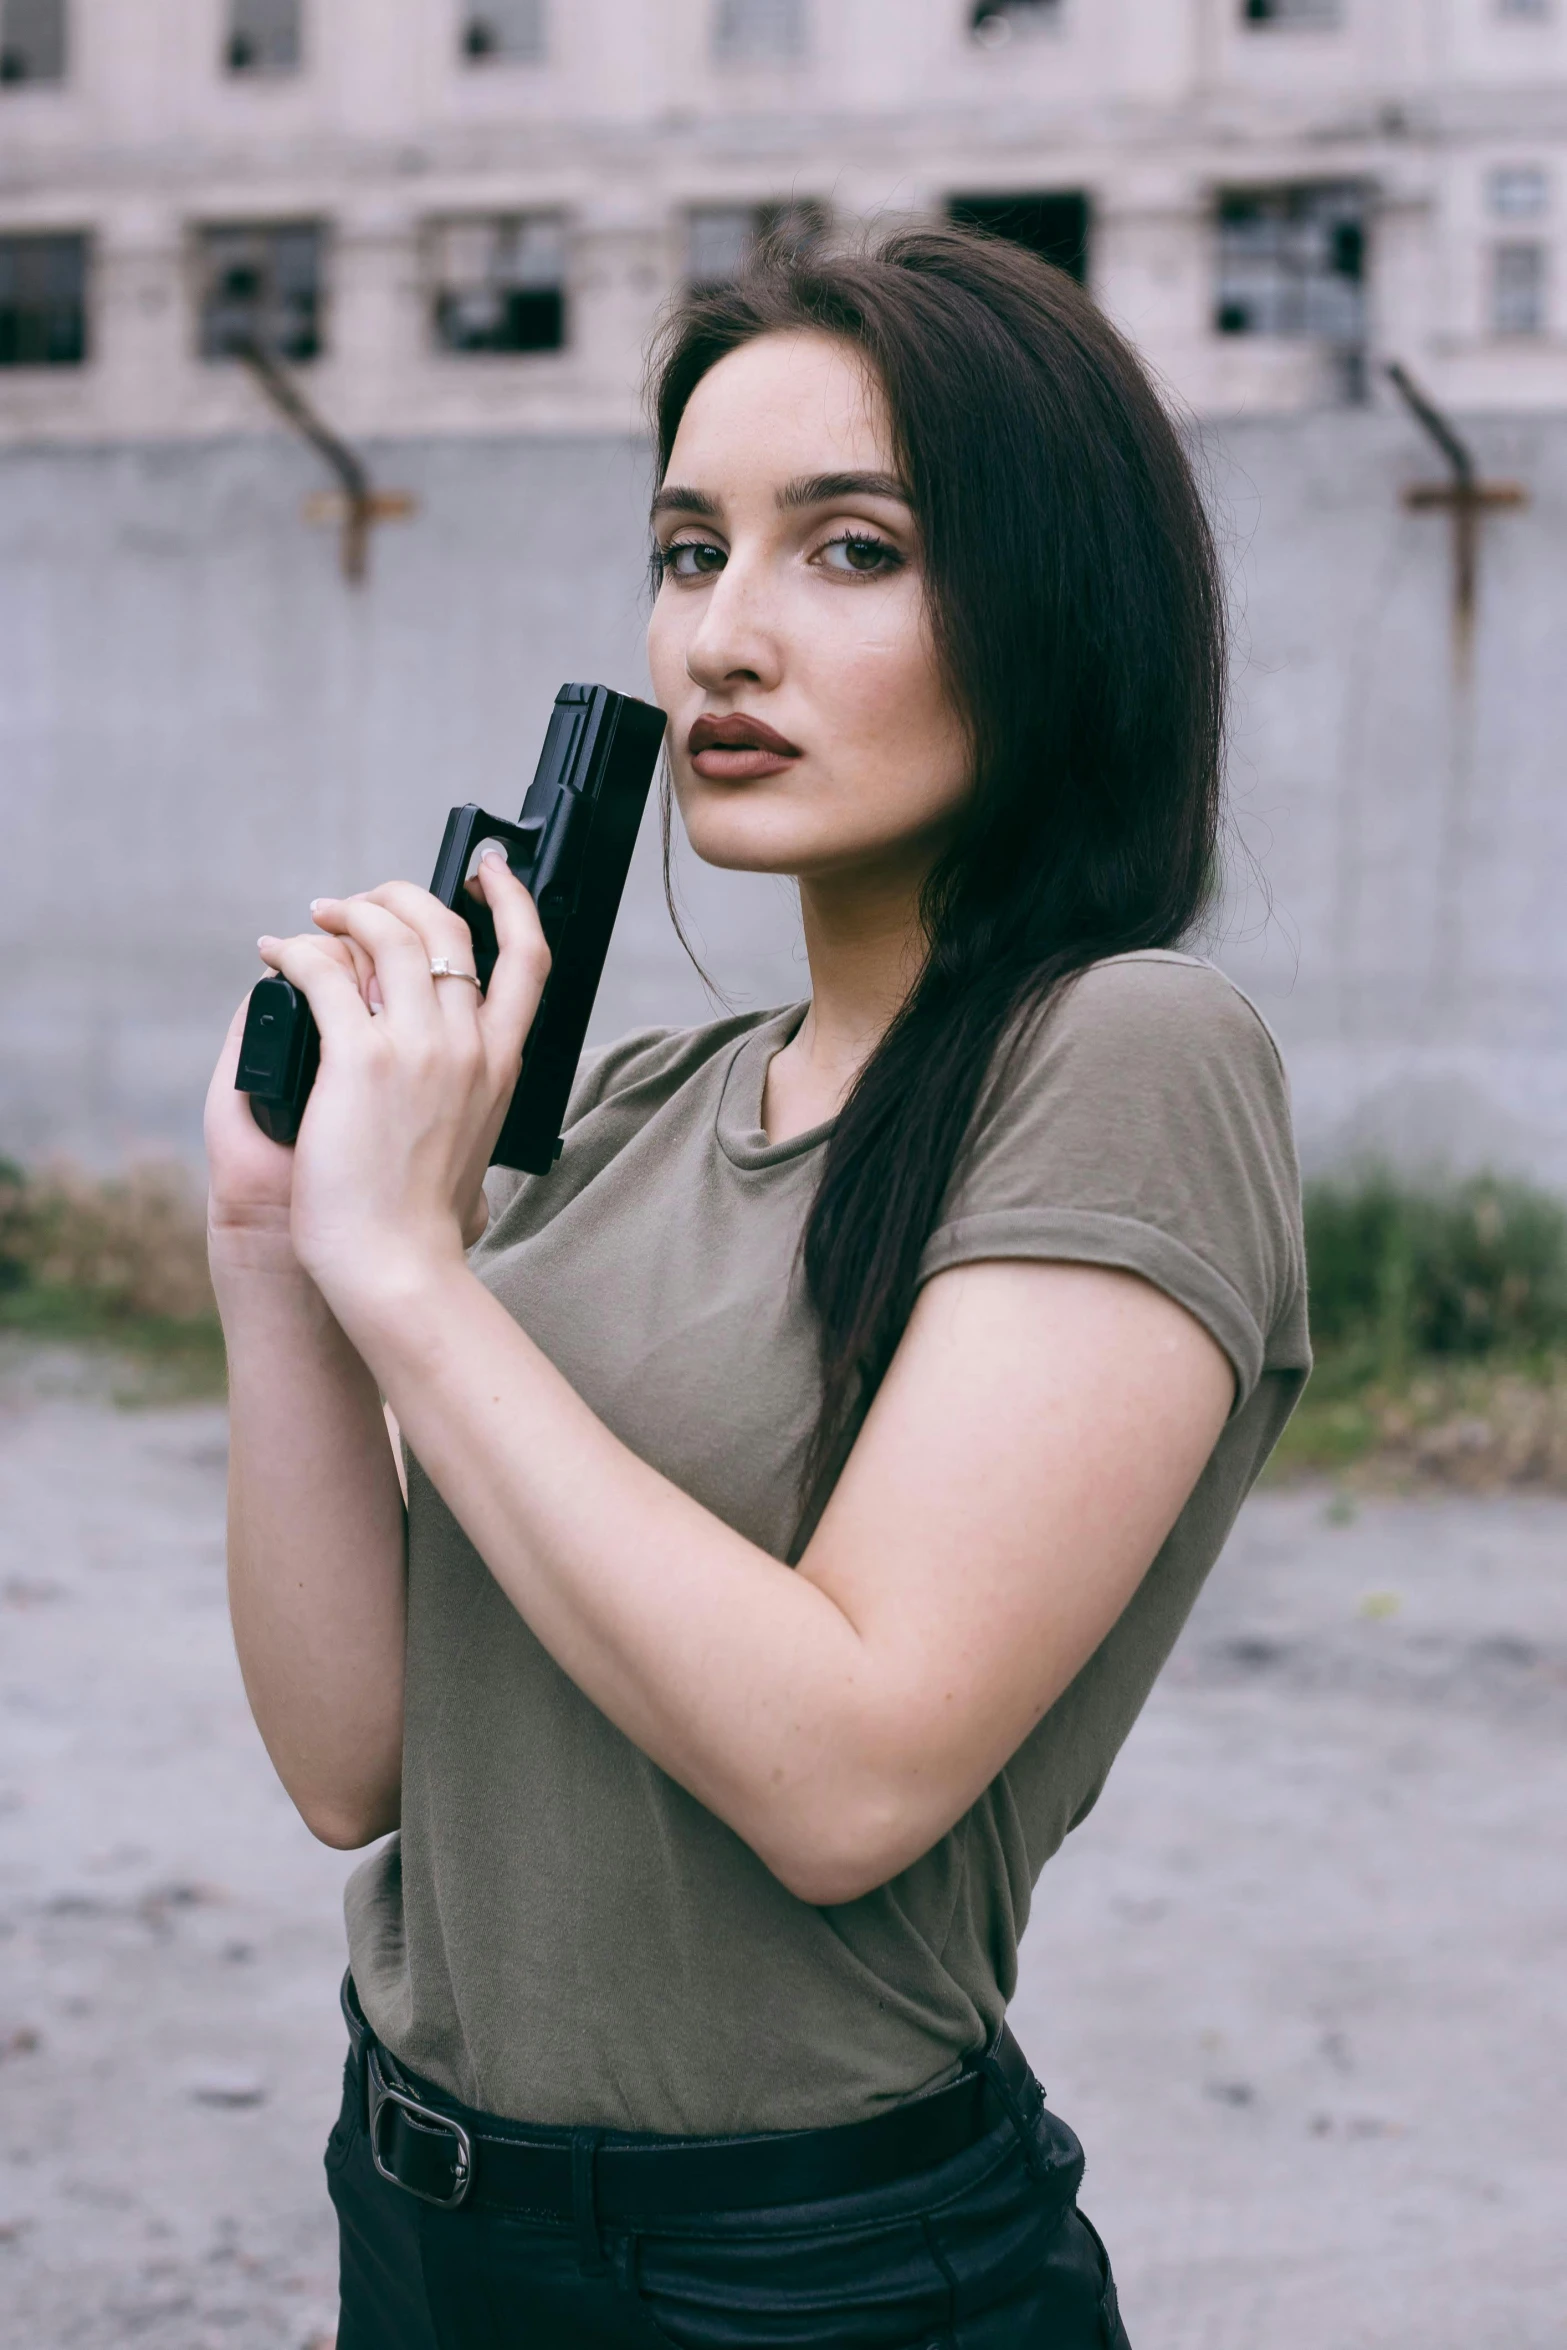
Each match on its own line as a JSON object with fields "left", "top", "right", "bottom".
{"left": 761, "top": 854, "right": 929, "bottom": 1141}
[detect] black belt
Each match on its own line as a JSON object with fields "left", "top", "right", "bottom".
{"left": 341, "top": 1976, "right": 1060, "bottom": 2222}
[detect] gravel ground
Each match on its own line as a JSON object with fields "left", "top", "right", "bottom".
{"left": 2, "top": 1344, "right": 1564, "bottom": 2349}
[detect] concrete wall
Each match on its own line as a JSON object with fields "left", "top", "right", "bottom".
{"left": 1212, "top": 411, "right": 1567, "bottom": 1185}
{"left": 1, "top": 410, "right": 1564, "bottom": 1182}
{"left": 0, "top": 431, "right": 805, "bottom": 1168}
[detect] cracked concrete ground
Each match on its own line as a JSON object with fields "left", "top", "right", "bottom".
{"left": 2, "top": 1343, "right": 1564, "bottom": 2349}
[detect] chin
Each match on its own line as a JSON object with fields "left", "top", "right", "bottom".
{"left": 676, "top": 774, "right": 905, "bottom": 879}
{"left": 674, "top": 781, "right": 808, "bottom": 876}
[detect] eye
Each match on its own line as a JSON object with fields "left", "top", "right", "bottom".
{"left": 659, "top": 536, "right": 727, "bottom": 581}
{"left": 815, "top": 531, "right": 903, "bottom": 578}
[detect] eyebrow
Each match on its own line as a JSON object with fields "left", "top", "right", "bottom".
{"left": 649, "top": 470, "right": 911, "bottom": 524}
{"left": 778, "top": 470, "right": 911, "bottom": 510}
{"left": 650, "top": 484, "right": 720, "bottom": 521}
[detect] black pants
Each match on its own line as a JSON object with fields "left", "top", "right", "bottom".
{"left": 327, "top": 2036, "right": 1131, "bottom": 2349}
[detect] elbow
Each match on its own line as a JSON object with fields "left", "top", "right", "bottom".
{"left": 772, "top": 1851, "right": 892, "bottom": 1908}
{"left": 759, "top": 1790, "right": 929, "bottom": 1909}
{"left": 297, "top": 1792, "right": 398, "bottom": 1851}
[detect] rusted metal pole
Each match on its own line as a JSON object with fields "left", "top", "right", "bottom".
{"left": 235, "top": 335, "right": 407, "bottom": 584}
{"left": 1385, "top": 360, "right": 1524, "bottom": 673}
{"left": 1383, "top": 360, "right": 1529, "bottom": 1028}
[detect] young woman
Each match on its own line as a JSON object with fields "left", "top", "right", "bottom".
{"left": 205, "top": 228, "right": 1308, "bottom": 2349}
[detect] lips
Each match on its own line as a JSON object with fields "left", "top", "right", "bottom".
{"left": 688, "top": 712, "right": 802, "bottom": 781}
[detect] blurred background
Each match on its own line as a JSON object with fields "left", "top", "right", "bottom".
{"left": 2, "top": 8, "right": 1566, "bottom": 2350}
{"left": 0, "top": 0, "right": 1565, "bottom": 1178}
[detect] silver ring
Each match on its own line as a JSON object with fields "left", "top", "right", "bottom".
{"left": 429, "top": 958, "right": 481, "bottom": 988}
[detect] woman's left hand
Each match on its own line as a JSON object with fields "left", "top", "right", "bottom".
{"left": 256, "top": 851, "right": 550, "bottom": 1314}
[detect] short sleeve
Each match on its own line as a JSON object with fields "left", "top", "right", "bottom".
{"left": 917, "top": 954, "right": 1309, "bottom": 1407}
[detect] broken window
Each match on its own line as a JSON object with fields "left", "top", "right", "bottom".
{"left": 225, "top": 0, "right": 301, "bottom": 75}
{"left": 1241, "top": 0, "right": 1340, "bottom": 23}
{"left": 712, "top": 0, "right": 807, "bottom": 65}
{"left": 199, "top": 222, "right": 324, "bottom": 362}
{"left": 947, "top": 192, "right": 1090, "bottom": 285}
{"left": 1492, "top": 242, "right": 1547, "bottom": 335}
{"left": 431, "top": 216, "right": 566, "bottom": 353}
{"left": 970, "top": 1, "right": 1062, "bottom": 44}
{"left": 461, "top": 0, "right": 545, "bottom": 62}
{"left": 0, "top": 232, "right": 86, "bottom": 364}
{"left": 0, "top": 0, "right": 66, "bottom": 85}
{"left": 687, "top": 201, "right": 826, "bottom": 290}
{"left": 1216, "top": 183, "right": 1364, "bottom": 338}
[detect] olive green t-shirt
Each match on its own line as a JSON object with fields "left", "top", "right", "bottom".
{"left": 345, "top": 950, "right": 1309, "bottom": 2134}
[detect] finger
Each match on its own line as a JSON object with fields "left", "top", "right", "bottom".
{"left": 258, "top": 930, "right": 375, "bottom": 1042}
{"left": 321, "top": 882, "right": 479, "bottom": 981}
{"left": 310, "top": 907, "right": 378, "bottom": 1008}
{"left": 358, "top": 881, "right": 488, "bottom": 1024}
{"left": 309, "top": 896, "right": 453, "bottom": 1024}
{"left": 353, "top": 882, "right": 487, "bottom": 1024}
{"left": 472, "top": 849, "right": 551, "bottom": 1057}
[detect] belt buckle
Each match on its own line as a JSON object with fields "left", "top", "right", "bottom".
{"left": 368, "top": 2052, "right": 475, "bottom": 2210}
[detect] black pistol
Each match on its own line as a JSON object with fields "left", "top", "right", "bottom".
{"left": 235, "top": 682, "right": 667, "bottom": 1175}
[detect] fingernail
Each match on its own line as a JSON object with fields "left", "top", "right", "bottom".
{"left": 309, "top": 897, "right": 328, "bottom": 914}
{"left": 480, "top": 847, "right": 508, "bottom": 867}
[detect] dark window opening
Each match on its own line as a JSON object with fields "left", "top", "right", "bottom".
{"left": 687, "top": 199, "right": 827, "bottom": 290}
{"left": 225, "top": 0, "right": 301, "bottom": 75}
{"left": 712, "top": 0, "right": 807, "bottom": 63}
{"left": 0, "top": 0, "right": 66, "bottom": 85}
{"left": 1492, "top": 242, "right": 1547, "bottom": 336}
{"left": 971, "top": 0, "right": 1062, "bottom": 44}
{"left": 461, "top": 1, "right": 544, "bottom": 62}
{"left": 0, "top": 231, "right": 86, "bottom": 364}
{"left": 432, "top": 216, "right": 567, "bottom": 354}
{"left": 1243, "top": 0, "right": 1341, "bottom": 21}
{"left": 946, "top": 192, "right": 1090, "bottom": 285}
{"left": 199, "top": 222, "right": 323, "bottom": 362}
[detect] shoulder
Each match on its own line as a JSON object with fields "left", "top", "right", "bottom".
{"left": 928, "top": 949, "right": 1307, "bottom": 1387}
{"left": 1033, "top": 951, "right": 1286, "bottom": 1086}
{"left": 975, "top": 949, "right": 1297, "bottom": 1191}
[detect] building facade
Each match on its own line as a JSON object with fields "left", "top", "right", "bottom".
{"left": 2, "top": 0, "right": 1565, "bottom": 1183}
{"left": 2, "top": 0, "right": 1566, "bottom": 445}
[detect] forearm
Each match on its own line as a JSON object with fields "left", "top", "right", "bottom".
{"left": 333, "top": 1257, "right": 885, "bottom": 1898}
{"left": 215, "top": 1236, "right": 408, "bottom": 1848}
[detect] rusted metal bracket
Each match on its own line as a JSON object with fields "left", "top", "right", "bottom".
{"left": 235, "top": 336, "right": 415, "bottom": 584}
{"left": 1386, "top": 361, "right": 1525, "bottom": 667}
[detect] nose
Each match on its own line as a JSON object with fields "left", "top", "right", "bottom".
{"left": 680, "top": 547, "right": 784, "bottom": 695}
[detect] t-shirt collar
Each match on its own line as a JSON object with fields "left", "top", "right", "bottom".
{"left": 715, "top": 1003, "right": 836, "bottom": 1170}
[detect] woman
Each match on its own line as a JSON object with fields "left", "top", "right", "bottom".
{"left": 205, "top": 227, "right": 1308, "bottom": 2348}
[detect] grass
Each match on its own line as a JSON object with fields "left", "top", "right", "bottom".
{"left": 0, "top": 1158, "right": 226, "bottom": 1401}
{"left": 1269, "top": 1170, "right": 1567, "bottom": 1490}
{"left": 1268, "top": 1351, "right": 1567, "bottom": 1488}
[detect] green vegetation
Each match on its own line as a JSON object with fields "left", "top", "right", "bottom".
{"left": 1273, "top": 1171, "right": 1567, "bottom": 1486}
{"left": 0, "top": 1157, "right": 225, "bottom": 1397}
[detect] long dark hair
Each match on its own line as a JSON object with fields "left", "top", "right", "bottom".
{"left": 649, "top": 225, "right": 1227, "bottom": 1491}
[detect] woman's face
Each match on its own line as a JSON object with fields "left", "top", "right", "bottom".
{"left": 646, "top": 330, "right": 971, "bottom": 885}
